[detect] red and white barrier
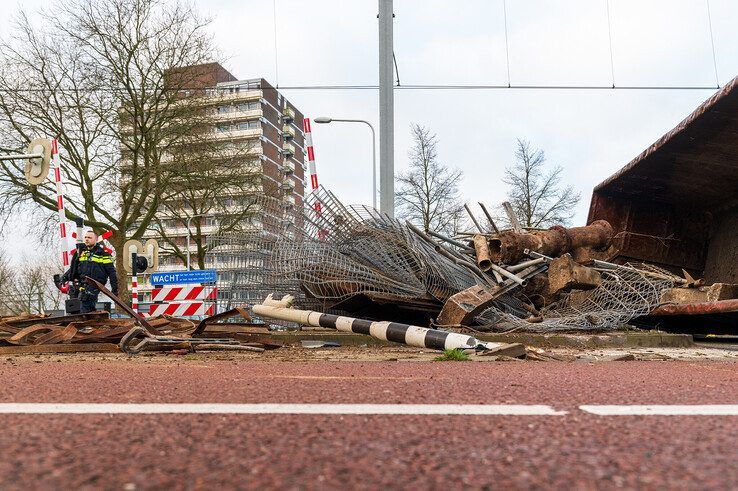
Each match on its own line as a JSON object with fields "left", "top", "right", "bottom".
{"left": 151, "top": 285, "right": 216, "bottom": 302}
{"left": 149, "top": 302, "right": 215, "bottom": 317}
{"left": 52, "top": 139, "right": 70, "bottom": 267}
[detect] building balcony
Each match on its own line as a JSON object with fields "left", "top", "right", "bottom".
{"left": 281, "top": 178, "right": 295, "bottom": 191}
{"left": 211, "top": 128, "right": 263, "bottom": 142}
{"left": 206, "top": 89, "right": 263, "bottom": 104}
{"left": 282, "top": 106, "right": 295, "bottom": 123}
{"left": 282, "top": 124, "right": 296, "bottom": 140}
{"left": 283, "top": 161, "right": 295, "bottom": 174}
{"left": 282, "top": 142, "right": 295, "bottom": 157}
{"left": 213, "top": 108, "right": 263, "bottom": 121}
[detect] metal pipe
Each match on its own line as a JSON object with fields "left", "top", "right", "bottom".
{"left": 507, "top": 257, "right": 546, "bottom": 272}
{"left": 488, "top": 262, "right": 525, "bottom": 285}
{"left": 433, "top": 245, "right": 497, "bottom": 287}
{"left": 490, "top": 220, "right": 614, "bottom": 265}
{"left": 253, "top": 295, "right": 499, "bottom": 351}
{"left": 478, "top": 202, "right": 500, "bottom": 234}
{"left": 406, "top": 221, "right": 494, "bottom": 285}
{"left": 0, "top": 152, "right": 44, "bottom": 161}
{"left": 473, "top": 234, "right": 492, "bottom": 271}
{"left": 426, "top": 229, "right": 473, "bottom": 251}
{"left": 464, "top": 203, "right": 484, "bottom": 233}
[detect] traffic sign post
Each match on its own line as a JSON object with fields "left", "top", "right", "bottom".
{"left": 148, "top": 269, "right": 218, "bottom": 317}
{"left": 150, "top": 269, "right": 217, "bottom": 285}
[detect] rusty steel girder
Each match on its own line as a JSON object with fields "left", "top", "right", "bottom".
{"left": 488, "top": 220, "right": 614, "bottom": 265}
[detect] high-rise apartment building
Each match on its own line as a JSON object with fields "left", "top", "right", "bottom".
{"left": 133, "top": 63, "right": 307, "bottom": 303}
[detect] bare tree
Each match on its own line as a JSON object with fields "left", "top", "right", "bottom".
{"left": 151, "top": 138, "right": 266, "bottom": 269}
{"left": 0, "top": 256, "right": 62, "bottom": 315}
{"left": 0, "top": 0, "right": 220, "bottom": 297}
{"left": 503, "top": 139, "right": 580, "bottom": 228}
{"left": 396, "top": 124, "right": 464, "bottom": 234}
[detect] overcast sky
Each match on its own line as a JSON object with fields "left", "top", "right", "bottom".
{"left": 2, "top": 0, "right": 738, "bottom": 262}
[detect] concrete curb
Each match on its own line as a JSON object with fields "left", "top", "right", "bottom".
{"left": 243, "top": 330, "right": 693, "bottom": 349}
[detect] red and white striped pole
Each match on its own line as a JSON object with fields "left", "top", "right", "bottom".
{"left": 131, "top": 274, "right": 138, "bottom": 314}
{"left": 51, "top": 139, "right": 70, "bottom": 268}
{"left": 303, "top": 118, "right": 321, "bottom": 213}
{"left": 131, "top": 252, "right": 139, "bottom": 314}
{"left": 303, "top": 118, "right": 327, "bottom": 239}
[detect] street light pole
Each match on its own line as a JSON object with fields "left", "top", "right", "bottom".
{"left": 378, "top": 0, "right": 394, "bottom": 217}
{"left": 314, "top": 117, "right": 377, "bottom": 210}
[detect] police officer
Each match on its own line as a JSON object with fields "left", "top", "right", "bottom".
{"left": 60, "top": 230, "right": 118, "bottom": 313}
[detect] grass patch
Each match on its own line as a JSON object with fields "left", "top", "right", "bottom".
{"left": 434, "top": 348, "right": 471, "bottom": 361}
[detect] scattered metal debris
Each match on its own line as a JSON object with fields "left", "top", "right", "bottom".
{"left": 209, "top": 187, "right": 700, "bottom": 333}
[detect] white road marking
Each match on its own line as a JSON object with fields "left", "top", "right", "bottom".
{"left": 580, "top": 405, "right": 738, "bottom": 415}
{"left": 0, "top": 403, "right": 566, "bottom": 415}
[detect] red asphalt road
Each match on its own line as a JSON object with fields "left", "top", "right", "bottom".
{"left": 0, "top": 359, "right": 736, "bottom": 489}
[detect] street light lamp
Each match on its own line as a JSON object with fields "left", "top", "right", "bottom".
{"left": 314, "top": 117, "right": 377, "bottom": 210}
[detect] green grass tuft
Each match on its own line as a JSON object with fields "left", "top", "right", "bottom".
{"left": 434, "top": 348, "right": 471, "bottom": 361}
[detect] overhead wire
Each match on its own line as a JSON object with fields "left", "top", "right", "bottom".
{"left": 0, "top": 84, "right": 722, "bottom": 93}
{"left": 605, "top": 0, "right": 616, "bottom": 88}
{"left": 272, "top": 0, "right": 279, "bottom": 88}
{"left": 502, "top": 0, "right": 511, "bottom": 87}
{"left": 705, "top": 0, "right": 720, "bottom": 87}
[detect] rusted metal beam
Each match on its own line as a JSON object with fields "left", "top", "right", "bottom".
{"left": 193, "top": 305, "right": 253, "bottom": 335}
{"left": 649, "top": 298, "right": 738, "bottom": 316}
{"left": 84, "top": 276, "right": 157, "bottom": 334}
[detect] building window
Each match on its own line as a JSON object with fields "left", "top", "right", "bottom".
{"left": 238, "top": 122, "right": 250, "bottom": 131}
{"left": 216, "top": 124, "right": 230, "bottom": 133}
{"left": 217, "top": 106, "right": 231, "bottom": 114}
{"left": 248, "top": 120, "right": 260, "bottom": 129}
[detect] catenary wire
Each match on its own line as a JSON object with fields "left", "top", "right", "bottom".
{"left": 605, "top": 0, "right": 616, "bottom": 88}
{"left": 0, "top": 84, "right": 722, "bottom": 93}
{"left": 706, "top": 0, "right": 720, "bottom": 87}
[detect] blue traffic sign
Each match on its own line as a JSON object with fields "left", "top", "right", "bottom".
{"left": 150, "top": 269, "right": 217, "bottom": 285}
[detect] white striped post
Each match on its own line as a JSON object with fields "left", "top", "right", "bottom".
{"left": 51, "top": 139, "right": 69, "bottom": 268}
{"left": 253, "top": 299, "right": 502, "bottom": 352}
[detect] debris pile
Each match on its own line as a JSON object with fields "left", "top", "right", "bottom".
{"left": 211, "top": 187, "right": 683, "bottom": 332}
{"left": 0, "top": 279, "right": 275, "bottom": 355}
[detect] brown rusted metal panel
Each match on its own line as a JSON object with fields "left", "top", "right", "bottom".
{"left": 703, "top": 208, "right": 738, "bottom": 284}
{"left": 588, "top": 193, "right": 711, "bottom": 276}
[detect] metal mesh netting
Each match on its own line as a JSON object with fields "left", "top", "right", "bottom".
{"left": 208, "top": 187, "right": 674, "bottom": 331}
{"left": 476, "top": 264, "right": 674, "bottom": 331}
{"left": 208, "top": 187, "right": 482, "bottom": 313}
